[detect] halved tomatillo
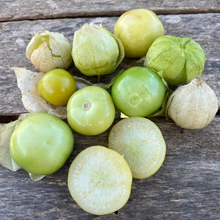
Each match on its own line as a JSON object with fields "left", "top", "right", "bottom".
{"left": 68, "top": 146, "right": 132, "bottom": 215}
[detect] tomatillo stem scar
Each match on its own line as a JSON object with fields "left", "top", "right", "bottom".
{"left": 82, "top": 102, "right": 91, "bottom": 110}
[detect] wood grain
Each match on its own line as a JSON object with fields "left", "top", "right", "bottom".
{"left": 0, "top": 14, "right": 219, "bottom": 115}
{"left": 0, "top": 117, "right": 219, "bottom": 219}
{"left": 0, "top": 0, "right": 219, "bottom": 22}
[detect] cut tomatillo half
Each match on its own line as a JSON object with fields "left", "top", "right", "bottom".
{"left": 108, "top": 117, "right": 166, "bottom": 179}
{"left": 68, "top": 146, "right": 132, "bottom": 215}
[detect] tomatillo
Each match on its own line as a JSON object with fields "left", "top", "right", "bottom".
{"left": 67, "top": 86, "right": 115, "bottom": 135}
{"left": 38, "top": 69, "right": 76, "bottom": 106}
{"left": 10, "top": 113, "right": 74, "bottom": 175}
{"left": 68, "top": 146, "right": 132, "bottom": 215}
{"left": 114, "top": 9, "right": 164, "bottom": 58}
{"left": 111, "top": 67, "right": 166, "bottom": 117}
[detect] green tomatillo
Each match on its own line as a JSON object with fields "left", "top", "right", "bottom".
{"left": 67, "top": 86, "right": 115, "bottom": 135}
{"left": 111, "top": 67, "right": 169, "bottom": 117}
{"left": 10, "top": 113, "right": 74, "bottom": 175}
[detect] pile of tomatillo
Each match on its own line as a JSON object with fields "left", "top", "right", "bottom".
{"left": 9, "top": 8, "right": 218, "bottom": 216}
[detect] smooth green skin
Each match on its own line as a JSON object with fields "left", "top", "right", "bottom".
{"left": 67, "top": 86, "right": 115, "bottom": 135}
{"left": 146, "top": 35, "right": 206, "bottom": 85}
{"left": 111, "top": 67, "right": 166, "bottom": 117}
{"left": 33, "top": 35, "right": 50, "bottom": 51}
{"left": 38, "top": 69, "right": 76, "bottom": 106}
{"left": 10, "top": 113, "right": 74, "bottom": 175}
{"left": 114, "top": 9, "right": 164, "bottom": 58}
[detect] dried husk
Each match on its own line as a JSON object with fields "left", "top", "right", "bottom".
{"left": 12, "top": 68, "right": 104, "bottom": 119}
{"left": 12, "top": 67, "right": 67, "bottom": 119}
{"left": 72, "top": 23, "right": 125, "bottom": 76}
{"left": 26, "top": 30, "right": 72, "bottom": 73}
{"left": 0, "top": 113, "right": 45, "bottom": 181}
{"left": 166, "top": 76, "right": 218, "bottom": 129}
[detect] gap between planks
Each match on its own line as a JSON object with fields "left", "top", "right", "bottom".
{"left": 1, "top": 8, "right": 220, "bottom": 22}
{"left": 0, "top": 112, "right": 220, "bottom": 124}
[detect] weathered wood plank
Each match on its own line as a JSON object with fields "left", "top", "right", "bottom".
{"left": 0, "top": 14, "right": 219, "bottom": 115}
{"left": 0, "top": 117, "right": 219, "bottom": 219}
{"left": 0, "top": 0, "right": 219, "bottom": 22}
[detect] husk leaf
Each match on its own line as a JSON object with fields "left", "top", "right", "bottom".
{"left": 12, "top": 68, "right": 104, "bottom": 119}
{"left": 0, "top": 113, "right": 45, "bottom": 181}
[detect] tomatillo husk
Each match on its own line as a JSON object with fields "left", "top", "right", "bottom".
{"left": 166, "top": 76, "right": 218, "bottom": 129}
{"left": 72, "top": 23, "right": 125, "bottom": 76}
{"left": 145, "top": 35, "right": 206, "bottom": 85}
{"left": 26, "top": 30, "right": 72, "bottom": 73}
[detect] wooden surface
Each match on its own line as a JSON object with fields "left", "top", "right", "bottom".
{"left": 0, "top": 0, "right": 219, "bottom": 22}
{"left": 1, "top": 117, "right": 220, "bottom": 219}
{"left": 0, "top": 1, "right": 220, "bottom": 219}
{"left": 0, "top": 14, "right": 220, "bottom": 115}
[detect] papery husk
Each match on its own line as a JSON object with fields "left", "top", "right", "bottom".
{"left": 26, "top": 30, "right": 72, "bottom": 73}
{"left": 72, "top": 23, "right": 125, "bottom": 76}
{"left": 146, "top": 36, "right": 206, "bottom": 85}
{"left": 166, "top": 76, "right": 218, "bottom": 129}
{"left": 12, "top": 68, "right": 104, "bottom": 119}
{"left": 12, "top": 67, "right": 67, "bottom": 119}
{"left": 0, "top": 113, "right": 45, "bottom": 181}
{"left": 26, "top": 33, "right": 42, "bottom": 60}
{"left": 0, "top": 119, "right": 22, "bottom": 172}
